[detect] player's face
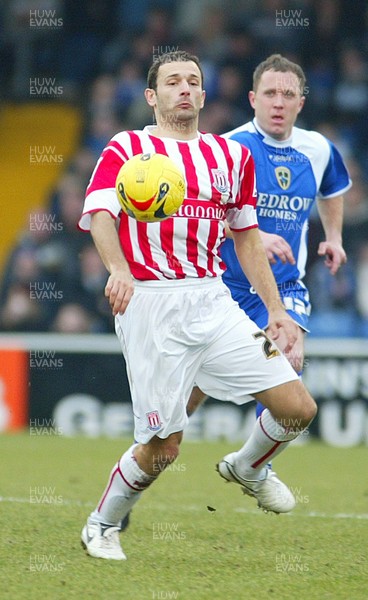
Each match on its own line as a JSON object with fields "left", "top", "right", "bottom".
{"left": 145, "top": 61, "right": 205, "bottom": 133}
{"left": 249, "top": 70, "right": 305, "bottom": 140}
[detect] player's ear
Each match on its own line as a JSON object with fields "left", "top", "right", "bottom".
{"left": 248, "top": 90, "right": 256, "bottom": 109}
{"left": 297, "top": 95, "right": 305, "bottom": 113}
{"left": 145, "top": 88, "right": 156, "bottom": 107}
{"left": 200, "top": 89, "right": 206, "bottom": 109}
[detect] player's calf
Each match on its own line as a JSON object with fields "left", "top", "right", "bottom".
{"left": 135, "top": 431, "right": 183, "bottom": 475}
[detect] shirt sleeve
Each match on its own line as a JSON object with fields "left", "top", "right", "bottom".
{"left": 78, "top": 136, "right": 130, "bottom": 231}
{"left": 226, "top": 148, "right": 259, "bottom": 231}
{"left": 319, "top": 140, "right": 352, "bottom": 199}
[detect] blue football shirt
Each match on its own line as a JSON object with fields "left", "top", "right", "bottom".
{"left": 221, "top": 119, "right": 352, "bottom": 292}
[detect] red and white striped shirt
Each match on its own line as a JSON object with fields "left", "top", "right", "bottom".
{"left": 79, "top": 127, "right": 258, "bottom": 280}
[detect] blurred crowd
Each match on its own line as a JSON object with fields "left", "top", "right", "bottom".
{"left": 0, "top": 0, "right": 367, "bottom": 336}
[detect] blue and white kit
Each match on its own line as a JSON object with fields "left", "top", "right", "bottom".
{"left": 221, "top": 119, "right": 352, "bottom": 331}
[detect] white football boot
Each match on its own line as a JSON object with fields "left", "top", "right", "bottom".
{"left": 217, "top": 452, "right": 296, "bottom": 514}
{"left": 81, "top": 518, "right": 127, "bottom": 560}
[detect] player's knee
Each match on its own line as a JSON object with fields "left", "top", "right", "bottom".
{"left": 280, "top": 395, "right": 316, "bottom": 434}
{"left": 297, "top": 389, "right": 317, "bottom": 427}
{"left": 279, "top": 384, "right": 317, "bottom": 430}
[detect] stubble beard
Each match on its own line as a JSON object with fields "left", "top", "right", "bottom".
{"left": 158, "top": 107, "right": 198, "bottom": 135}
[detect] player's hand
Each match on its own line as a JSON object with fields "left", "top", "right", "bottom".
{"left": 266, "top": 309, "right": 298, "bottom": 354}
{"left": 317, "top": 241, "right": 347, "bottom": 275}
{"left": 259, "top": 231, "right": 296, "bottom": 265}
{"left": 105, "top": 269, "right": 134, "bottom": 316}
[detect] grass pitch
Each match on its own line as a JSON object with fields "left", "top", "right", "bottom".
{"left": 0, "top": 433, "right": 367, "bottom": 600}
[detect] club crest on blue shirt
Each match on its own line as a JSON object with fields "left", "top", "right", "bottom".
{"left": 275, "top": 166, "right": 291, "bottom": 190}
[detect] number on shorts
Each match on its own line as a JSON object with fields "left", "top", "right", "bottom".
{"left": 253, "top": 331, "right": 280, "bottom": 359}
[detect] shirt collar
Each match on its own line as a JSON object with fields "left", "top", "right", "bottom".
{"left": 253, "top": 118, "right": 293, "bottom": 148}
{"left": 143, "top": 125, "right": 200, "bottom": 142}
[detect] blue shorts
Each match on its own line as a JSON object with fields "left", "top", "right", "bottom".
{"left": 226, "top": 280, "right": 311, "bottom": 332}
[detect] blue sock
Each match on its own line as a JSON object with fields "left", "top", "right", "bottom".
{"left": 255, "top": 401, "right": 265, "bottom": 419}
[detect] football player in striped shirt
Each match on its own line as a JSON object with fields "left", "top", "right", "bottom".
{"left": 79, "top": 51, "right": 316, "bottom": 560}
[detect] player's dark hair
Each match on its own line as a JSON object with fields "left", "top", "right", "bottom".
{"left": 147, "top": 51, "right": 204, "bottom": 90}
{"left": 253, "top": 54, "right": 306, "bottom": 95}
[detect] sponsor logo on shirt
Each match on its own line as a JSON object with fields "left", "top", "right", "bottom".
{"left": 175, "top": 199, "right": 226, "bottom": 220}
{"left": 268, "top": 153, "right": 309, "bottom": 164}
{"left": 257, "top": 192, "right": 314, "bottom": 224}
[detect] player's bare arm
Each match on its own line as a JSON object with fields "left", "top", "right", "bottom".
{"left": 90, "top": 211, "right": 134, "bottom": 316}
{"left": 316, "top": 194, "right": 346, "bottom": 275}
{"left": 232, "top": 227, "right": 298, "bottom": 352}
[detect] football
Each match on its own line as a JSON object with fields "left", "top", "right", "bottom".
{"left": 115, "top": 153, "right": 185, "bottom": 222}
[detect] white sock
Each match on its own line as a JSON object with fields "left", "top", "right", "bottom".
{"left": 234, "top": 409, "right": 301, "bottom": 479}
{"left": 90, "top": 443, "right": 157, "bottom": 526}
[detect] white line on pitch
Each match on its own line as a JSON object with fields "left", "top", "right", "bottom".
{"left": 1, "top": 496, "right": 367, "bottom": 520}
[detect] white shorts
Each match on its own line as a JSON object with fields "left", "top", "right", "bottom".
{"left": 115, "top": 278, "right": 298, "bottom": 443}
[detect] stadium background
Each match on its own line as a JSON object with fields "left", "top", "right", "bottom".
{"left": 0, "top": 0, "right": 367, "bottom": 443}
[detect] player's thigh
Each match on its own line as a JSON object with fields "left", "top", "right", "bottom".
{"left": 254, "top": 379, "right": 317, "bottom": 426}
{"left": 196, "top": 306, "right": 298, "bottom": 402}
{"left": 116, "top": 289, "right": 199, "bottom": 398}
{"left": 115, "top": 293, "right": 199, "bottom": 443}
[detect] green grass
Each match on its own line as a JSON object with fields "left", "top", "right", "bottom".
{"left": 0, "top": 434, "right": 367, "bottom": 600}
